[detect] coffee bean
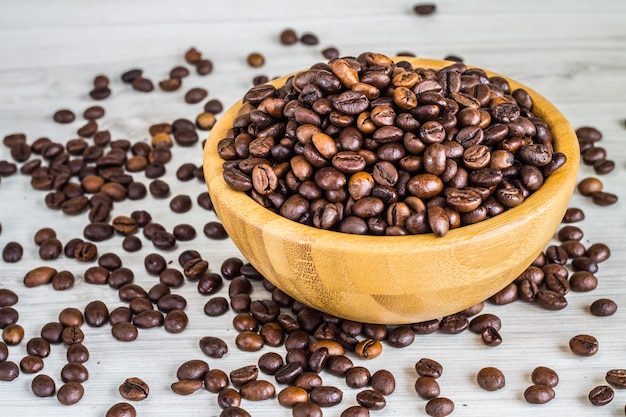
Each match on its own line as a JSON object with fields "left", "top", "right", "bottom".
{"left": 171, "top": 379, "right": 203, "bottom": 395}
{"left": 66, "top": 344, "right": 89, "bottom": 363}
{"left": 164, "top": 309, "right": 188, "bottom": 333}
{"left": 61, "top": 325, "right": 84, "bottom": 345}
{"left": 563, "top": 207, "right": 585, "bottom": 223}
{"left": 524, "top": 384, "right": 555, "bottom": 404}
{"left": 590, "top": 298, "right": 617, "bottom": 316}
{"left": 310, "top": 386, "right": 343, "bottom": 407}
{"left": 605, "top": 369, "right": 626, "bottom": 389}
{"left": 239, "top": 379, "right": 276, "bottom": 401}
{"left": 176, "top": 360, "right": 209, "bottom": 381}
{"left": 57, "top": 381, "right": 84, "bottom": 405}
{"left": 300, "top": 33, "right": 319, "bottom": 45}
{"left": 0, "top": 289, "right": 18, "bottom": 307}
{"left": 204, "top": 369, "right": 229, "bottom": 393}
{"left": 20, "top": 355, "right": 44, "bottom": 373}
{"left": 531, "top": 366, "right": 559, "bottom": 388}
{"left": 591, "top": 191, "right": 618, "bottom": 206}
{"left": 32, "top": 374, "right": 56, "bottom": 397}
{"left": 439, "top": 313, "right": 469, "bottom": 334}
{"left": 61, "top": 362, "right": 89, "bottom": 383}
{"left": 570, "top": 271, "right": 598, "bottom": 292}
{"left": 370, "top": 369, "right": 395, "bottom": 395}
{"left": 185, "top": 87, "right": 208, "bottom": 104}
{"left": 588, "top": 385, "right": 614, "bottom": 406}
{"left": 0, "top": 307, "right": 19, "bottom": 329}
{"left": 53, "top": 109, "right": 75, "bottom": 124}
{"left": 170, "top": 194, "right": 192, "bottom": 213}
{"left": 569, "top": 334, "right": 599, "bottom": 356}
{"left": 536, "top": 289, "right": 568, "bottom": 310}
{"left": 0, "top": 360, "right": 19, "bottom": 381}
{"left": 2, "top": 323, "right": 24, "bottom": 345}
{"left": 415, "top": 376, "right": 440, "bottom": 400}
{"left": 119, "top": 377, "right": 150, "bottom": 401}
{"left": 279, "top": 28, "right": 298, "bottom": 45}
{"left": 354, "top": 339, "right": 383, "bottom": 360}
{"left": 386, "top": 325, "right": 415, "bottom": 347}
{"left": 26, "top": 337, "right": 51, "bottom": 358}
{"left": 204, "top": 221, "right": 228, "bottom": 239}
{"left": 356, "top": 389, "right": 386, "bottom": 410}
{"left": 476, "top": 367, "right": 505, "bottom": 391}
{"left": 40, "top": 322, "right": 64, "bottom": 344}
{"left": 425, "top": 397, "right": 454, "bottom": 417}
{"left": 414, "top": 3, "right": 437, "bottom": 15}
{"left": 199, "top": 336, "right": 228, "bottom": 358}
{"left": 106, "top": 402, "right": 137, "bottom": 417}
{"left": 415, "top": 358, "right": 443, "bottom": 378}
{"left": 111, "top": 322, "right": 138, "bottom": 342}
{"left": 2, "top": 242, "right": 23, "bottom": 263}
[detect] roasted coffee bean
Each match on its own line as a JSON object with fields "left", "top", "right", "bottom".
{"left": 531, "top": 366, "right": 559, "bottom": 388}
{"left": 310, "top": 386, "right": 343, "bottom": 407}
{"left": 171, "top": 379, "right": 203, "bottom": 395}
{"left": 66, "top": 344, "right": 89, "bottom": 363}
{"left": 277, "top": 386, "right": 309, "bottom": 407}
{"left": 2, "top": 323, "right": 24, "bottom": 345}
{"left": 425, "top": 397, "right": 454, "bottom": 417}
{"left": 196, "top": 59, "right": 213, "bottom": 75}
{"left": 354, "top": 339, "right": 383, "bottom": 360}
{"left": 590, "top": 298, "right": 617, "bottom": 317}
{"left": 536, "top": 289, "right": 568, "bottom": 310}
{"left": 293, "top": 402, "right": 323, "bottom": 417}
{"left": 2, "top": 242, "right": 23, "bottom": 262}
{"left": 239, "top": 380, "right": 276, "bottom": 401}
{"left": 132, "top": 77, "right": 154, "bottom": 92}
{"left": 119, "top": 377, "right": 150, "bottom": 401}
{"left": 40, "top": 322, "right": 64, "bottom": 344}
{"left": 61, "top": 362, "right": 89, "bottom": 383}
{"left": 481, "top": 326, "right": 503, "bottom": 347}
{"left": 57, "top": 381, "right": 84, "bottom": 405}
{"left": 258, "top": 352, "right": 284, "bottom": 375}
{"left": 0, "top": 360, "right": 19, "bottom": 381}
{"left": 476, "top": 367, "right": 505, "bottom": 391}
{"left": 415, "top": 376, "right": 440, "bottom": 400}
{"left": 26, "top": 337, "right": 51, "bottom": 358}
{"left": 111, "top": 322, "right": 138, "bottom": 342}
{"left": 0, "top": 307, "right": 19, "bottom": 329}
{"left": 570, "top": 271, "right": 598, "bottom": 292}
{"left": 563, "top": 207, "right": 585, "bottom": 223}
{"left": 32, "top": 374, "right": 56, "bottom": 397}
{"left": 164, "top": 309, "right": 188, "bottom": 333}
{"left": 386, "top": 325, "right": 415, "bottom": 347}
{"left": 356, "top": 389, "right": 386, "bottom": 410}
{"left": 204, "top": 369, "right": 229, "bottom": 393}
{"left": 217, "top": 388, "right": 242, "bottom": 409}
{"left": 236, "top": 331, "right": 264, "bottom": 352}
{"left": 230, "top": 365, "right": 259, "bottom": 387}
{"left": 588, "top": 385, "right": 614, "bottom": 406}
{"left": 300, "top": 33, "right": 319, "bottom": 45}
{"left": 20, "top": 355, "right": 44, "bottom": 373}
{"left": 325, "top": 355, "right": 354, "bottom": 377}
{"left": 586, "top": 243, "right": 610, "bottom": 263}
{"left": 275, "top": 362, "right": 304, "bottom": 385}
{"left": 469, "top": 314, "right": 501, "bottom": 333}
{"left": 415, "top": 358, "right": 443, "bottom": 379}
{"left": 345, "top": 366, "right": 371, "bottom": 389}
{"left": 414, "top": 3, "right": 437, "bottom": 15}
{"left": 204, "top": 221, "right": 228, "bottom": 239}
{"left": 84, "top": 300, "right": 109, "bottom": 327}
{"left": 370, "top": 369, "right": 395, "bottom": 395}
{"left": 524, "top": 384, "right": 555, "bottom": 404}
{"left": 84, "top": 222, "right": 114, "bottom": 242}
{"left": 199, "top": 336, "right": 228, "bottom": 358}
{"left": 569, "top": 334, "right": 599, "bottom": 356}
{"left": 106, "top": 402, "right": 137, "bottom": 417}
{"left": 279, "top": 28, "right": 298, "bottom": 45}
{"left": 74, "top": 241, "right": 98, "bottom": 262}
{"left": 439, "top": 314, "right": 469, "bottom": 334}
{"left": 591, "top": 191, "right": 618, "bottom": 206}
{"left": 0, "top": 289, "right": 18, "bottom": 307}
{"left": 53, "top": 109, "right": 75, "bottom": 124}
{"left": 184, "top": 87, "right": 208, "bottom": 104}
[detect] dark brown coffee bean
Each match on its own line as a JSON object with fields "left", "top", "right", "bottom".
{"left": 57, "top": 381, "right": 84, "bottom": 405}
{"left": 170, "top": 194, "right": 192, "bottom": 213}
{"left": 415, "top": 376, "right": 440, "bottom": 400}
{"left": 2, "top": 242, "right": 23, "bottom": 263}
{"left": 199, "top": 336, "right": 228, "bottom": 358}
{"left": 61, "top": 362, "right": 89, "bottom": 383}
{"left": 415, "top": 358, "right": 443, "bottom": 379}
{"left": 106, "top": 402, "right": 137, "bottom": 417}
{"left": 0, "top": 289, "right": 18, "bottom": 307}
{"left": 84, "top": 300, "right": 109, "bottom": 327}
{"left": 164, "top": 309, "right": 188, "bottom": 333}
{"left": 119, "top": 377, "right": 150, "bottom": 401}
{"left": 132, "top": 77, "right": 154, "bottom": 92}
{"left": 2, "top": 323, "right": 24, "bottom": 345}
{"left": 0, "top": 307, "right": 19, "bottom": 329}
{"left": 111, "top": 322, "right": 138, "bottom": 342}
{"left": 345, "top": 366, "right": 371, "bottom": 389}
{"left": 476, "top": 367, "right": 505, "bottom": 391}
{"left": 439, "top": 314, "right": 469, "bottom": 334}
{"left": 239, "top": 379, "right": 276, "bottom": 401}
{"left": 171, "top": 379, "right": 203, "bottom": 395}
{"left": 84, "top": 222, "right": 114, "bottom": 242}
{"left": 310, "top": 386, "right": 343, "bottom": 407}
{"left": 563, "top": 207, "right": 585, "bottom": 223}
{"left": 425, "top": 397, "right": 454, "bottom": 417}
{"left": 204, "top": 221, "right": 228, "bottom": 239}
{"left": 356, "top": 389, "right": 385, "bottom": 410}
{"left": 469, "top": 314, "right": 501, "bottom": 333}
{"left": 300, "top": 33, "right": 319, "bottom": 45}
{"left": 370, "top": 369, "right": 395, "bottom": 395}
{"left": 40, "top": 322, "right": 64, "bottom": 344}
{"left": 481, "top": 326, "right": 503, "bottom": 347}
{"left": 531, "top": 366, "right": 559, "bottom": 388}
{"left": 386, "top": 325, "right": 415, "bottom": 347}
{"left": 185, "top": 87, "right": 208, "bottom": 104}
{"left": 32, "top": 374, "right": 56, "bottom": 397}
{"left": 590, "top": 298, "right": 617, "bottom": 317}
{"left": 589, "top": 385, "right": 614, "bottom": 406}
{"left": 74, "top": 241, "right": 98, "bottom": 262}
{"left": 591, "top": 191, "right": 618, "bottom": 206}
{"left": 230, "top": 365, "right": 259, "bottom": 387}
{"left": 536, "top": 289, "right": 568, "bottom": 310}
{"left": 26, "top": 337, "right": 51, "bottom": 358}
{"left": 524, "top": 384, "right": 555, "bottom": 404}
{"left": 66, "top": 344, "right": 89, "bottom": 363}
{"left": 20, "top": 355, "right": 44, "bottom": 373}
{"left": 53, "top": 109, "right": 75, "bottom": 124}
{"left": 569, "top": 334, "right": 599, "bottom": 356}
{"left": 414, "top": 3, "right": 437, "bottom": 15}
{"left": 235, "top": 331, "right": 264, "bottom": 352}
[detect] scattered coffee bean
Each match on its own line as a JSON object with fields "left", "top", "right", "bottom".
{"left": 590, "top": 298, "right": 617, "bottom": 316}
{"left": 300, "top": 33, "right": 319, "bottom": 45}
{"left": 524, "top": 384, "right": 555, "bottom": 404}
{"left": 415, "top": 376, "right": 440, "bottom": 400}
{"left": 310, "top": 386, "right": 343, "bottom": 407}
{"left": 185, "top": 87, "right": 208, "bottom": 104}
{"left": 119, "top": 377, "right": 150, "bottom": 401}
{"left": 106, "top": 402, "right": 137, "bottom": 417}
{"left": 531, "top": 366, "right": 559, "bottom": 388}
{"left": 2, "top": 242, "right": 23, "bottom": 262}
{"left": 31, "top": 374, "right": 56, "bottom": 397}
{"left": 425, "top": 397, "right": 454, "bottom": 417}
{"left": 476, "top": 367, "right": 505, "bottom": 391}
{"left": 199, "top": 336, "right": 228, "bottom": 358}
{"left": 279, "top": 29, "right": 298, "bottom": 45}
{"left": 171, "top": 379, "right": 203, "bottom": 395}
{"left": 569, "top": 334, "right": 599, "bottom": 356}
{"left": 415, "top": 358, "right": 443, "bottom": 379}
{"left": 56, "top": 381, "right": 84, "bottom": 405}
{"left": 247, "top": 53, "right": 265, "bottom": 68}
{"left": 53, "top": 109, "right": 75, "bottom": 124}
{"left": 589, "top": 385, "right": 614, "bottom": 406}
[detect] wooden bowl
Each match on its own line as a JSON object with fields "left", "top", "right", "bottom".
{"left": 203, "top": 58, "right": 580, "bottom": 324}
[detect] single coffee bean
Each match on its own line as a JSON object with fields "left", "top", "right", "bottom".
{"left": 26, "top": 337, "right": 51, "bottom": 358}
{"left": 204, "top": 221, "right": 229, "bottom": 239}
{"left": 20, "top": 355, "right": 44, "bottom": 373}
{"left": 217, "top": 387, "right": 242, "bottom": 409}
{"left": 53, "top": 109, "right": 75, "bottom": 124}
{"left": 2, "top": 323, "right": 25, "bottom": 345}
{"left": 106, "top": 402, "right": 137, "bottom": 417}
{"left": 0, "top": 307, "right": 19, "bottom": 329}
{"left": 425, "top": 397, "right": 454, "bottom": 417}
{"left": 0, "top": 360, "right": 19, "bottom": 381}
{"left": 111, "top": 322, "right": 138, "bottom": 342}
{"left": 344, "top": 366, "right": 371, "bottom": 389}
{"left": 310, "top": 386, "right": 343, "bottom": 407}
{"left": 292, "top": 402, "right": 322, "bottom": 417}
{"left": 354, "top": 339, "right": 383, "bottom": 360}
{"left": 0, "top": 289, "right": 18, "bottom": 307}
{"left": 476, "top": 367, "right": 505, "bottom": 391}
{"left": 415, "top": 376, "right": 440, "bottom": 400}
{"left": 370, "top": 369, "right": 395, "bottom": 395}
{"left": 2, "top": 242, "right": 23, "bottom": 263}
{"left": 61, "top": 362, "right": 89, "bottom": 383}
{"left": 40, "top": 322, "right": 64, "bottom": 344}
{"left": 563, "top": 207, "right": 585, "bottom": 223}
{"left": 386, "top": 325, "right": 415, "bottom": 347}
{"left": 235, "top": 331, "right": 264, "bottom": 352}
{"left": 536, "top": 289, "right": 568, "bottom": 310}
{"left": 570, "top": 271, "right": 598, "bottom": 292}
{"left": 415, "top": 358, "right": 443, "bottom": 379}
{"left": 524, "top": 384, "right": 555, "bottom": 404}
{"left": 356, "top": 389, "right": 386, "bottom": 410}
{"left": 300, "top": 33, "right": 319, "bottom": 45}
{"left": 277, "top": 386, "right": 308, "bottom": 407}
{"left": 239, "top": 379, "right": 276, "bottom": 401}
{"left": 590, "top": 298, "right": 618, "bottom": 317}
{"left": 569, "top": 334, "right": 599, "bottom": 356}
{"left": 57, "top": 381, "right": 84, "bottom": 405}
{"left": 171, "top": 379, "right": 203, "bottom": 395}
{"left": 414, "top": 3, "right": 437, "bottom": 15}
{"left": 164, "top": 309, "right": 188, "bottom": 333}
{"left": 589, "top": 385, "right": 614, "bottom": 406}
{"left": 204, "top": 369, "right": 229, "bottom": 393}
{"left": 66, "top": 344, "right": 89, "bottom": 363}
{"left": 119, "top": 377, "right": 150, "bottom": 401}
{"left": 531, "top": 366, "right": 559, "bottom": 388}
{"left": 279, "top": 28, "right": 298, "bottom": 45}
{"left": 469, "top": 314, "right": 501, "bottom": 333}
{"left": 199, "top": 336, "right": 228, "bottom": 358}
{"left": 185, "top": 87, "right": 208, "bottom": 104}
{"left": 230, "top": 365, "right": 259, "bottom": 387}
{"left": 605, "top": 369, "right": 626, "bottom": 389}
{"left": 32, "top": 374, "right": 56, "bottom": 397}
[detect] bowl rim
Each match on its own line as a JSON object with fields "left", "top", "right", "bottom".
{"left": 203, "top": 57, "right": 580, "bottom": 250}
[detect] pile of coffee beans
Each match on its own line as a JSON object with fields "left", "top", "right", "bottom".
{"left": 0, "top": 7, "right": 623, "bottom": 415}
{"left": 218, "top": 52, "right": 566, "bottom": 237}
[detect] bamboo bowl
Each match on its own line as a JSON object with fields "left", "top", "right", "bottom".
{"left": 203, "top": 58, "right": 580, "bottom": 324}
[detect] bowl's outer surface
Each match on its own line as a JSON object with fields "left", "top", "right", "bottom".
{"left": 204, "top": 58, "right": 580, "bottom": 324}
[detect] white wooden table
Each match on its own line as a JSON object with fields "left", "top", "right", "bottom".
{"left": 1, "top": 1, "right": 625, "bottom": 416}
